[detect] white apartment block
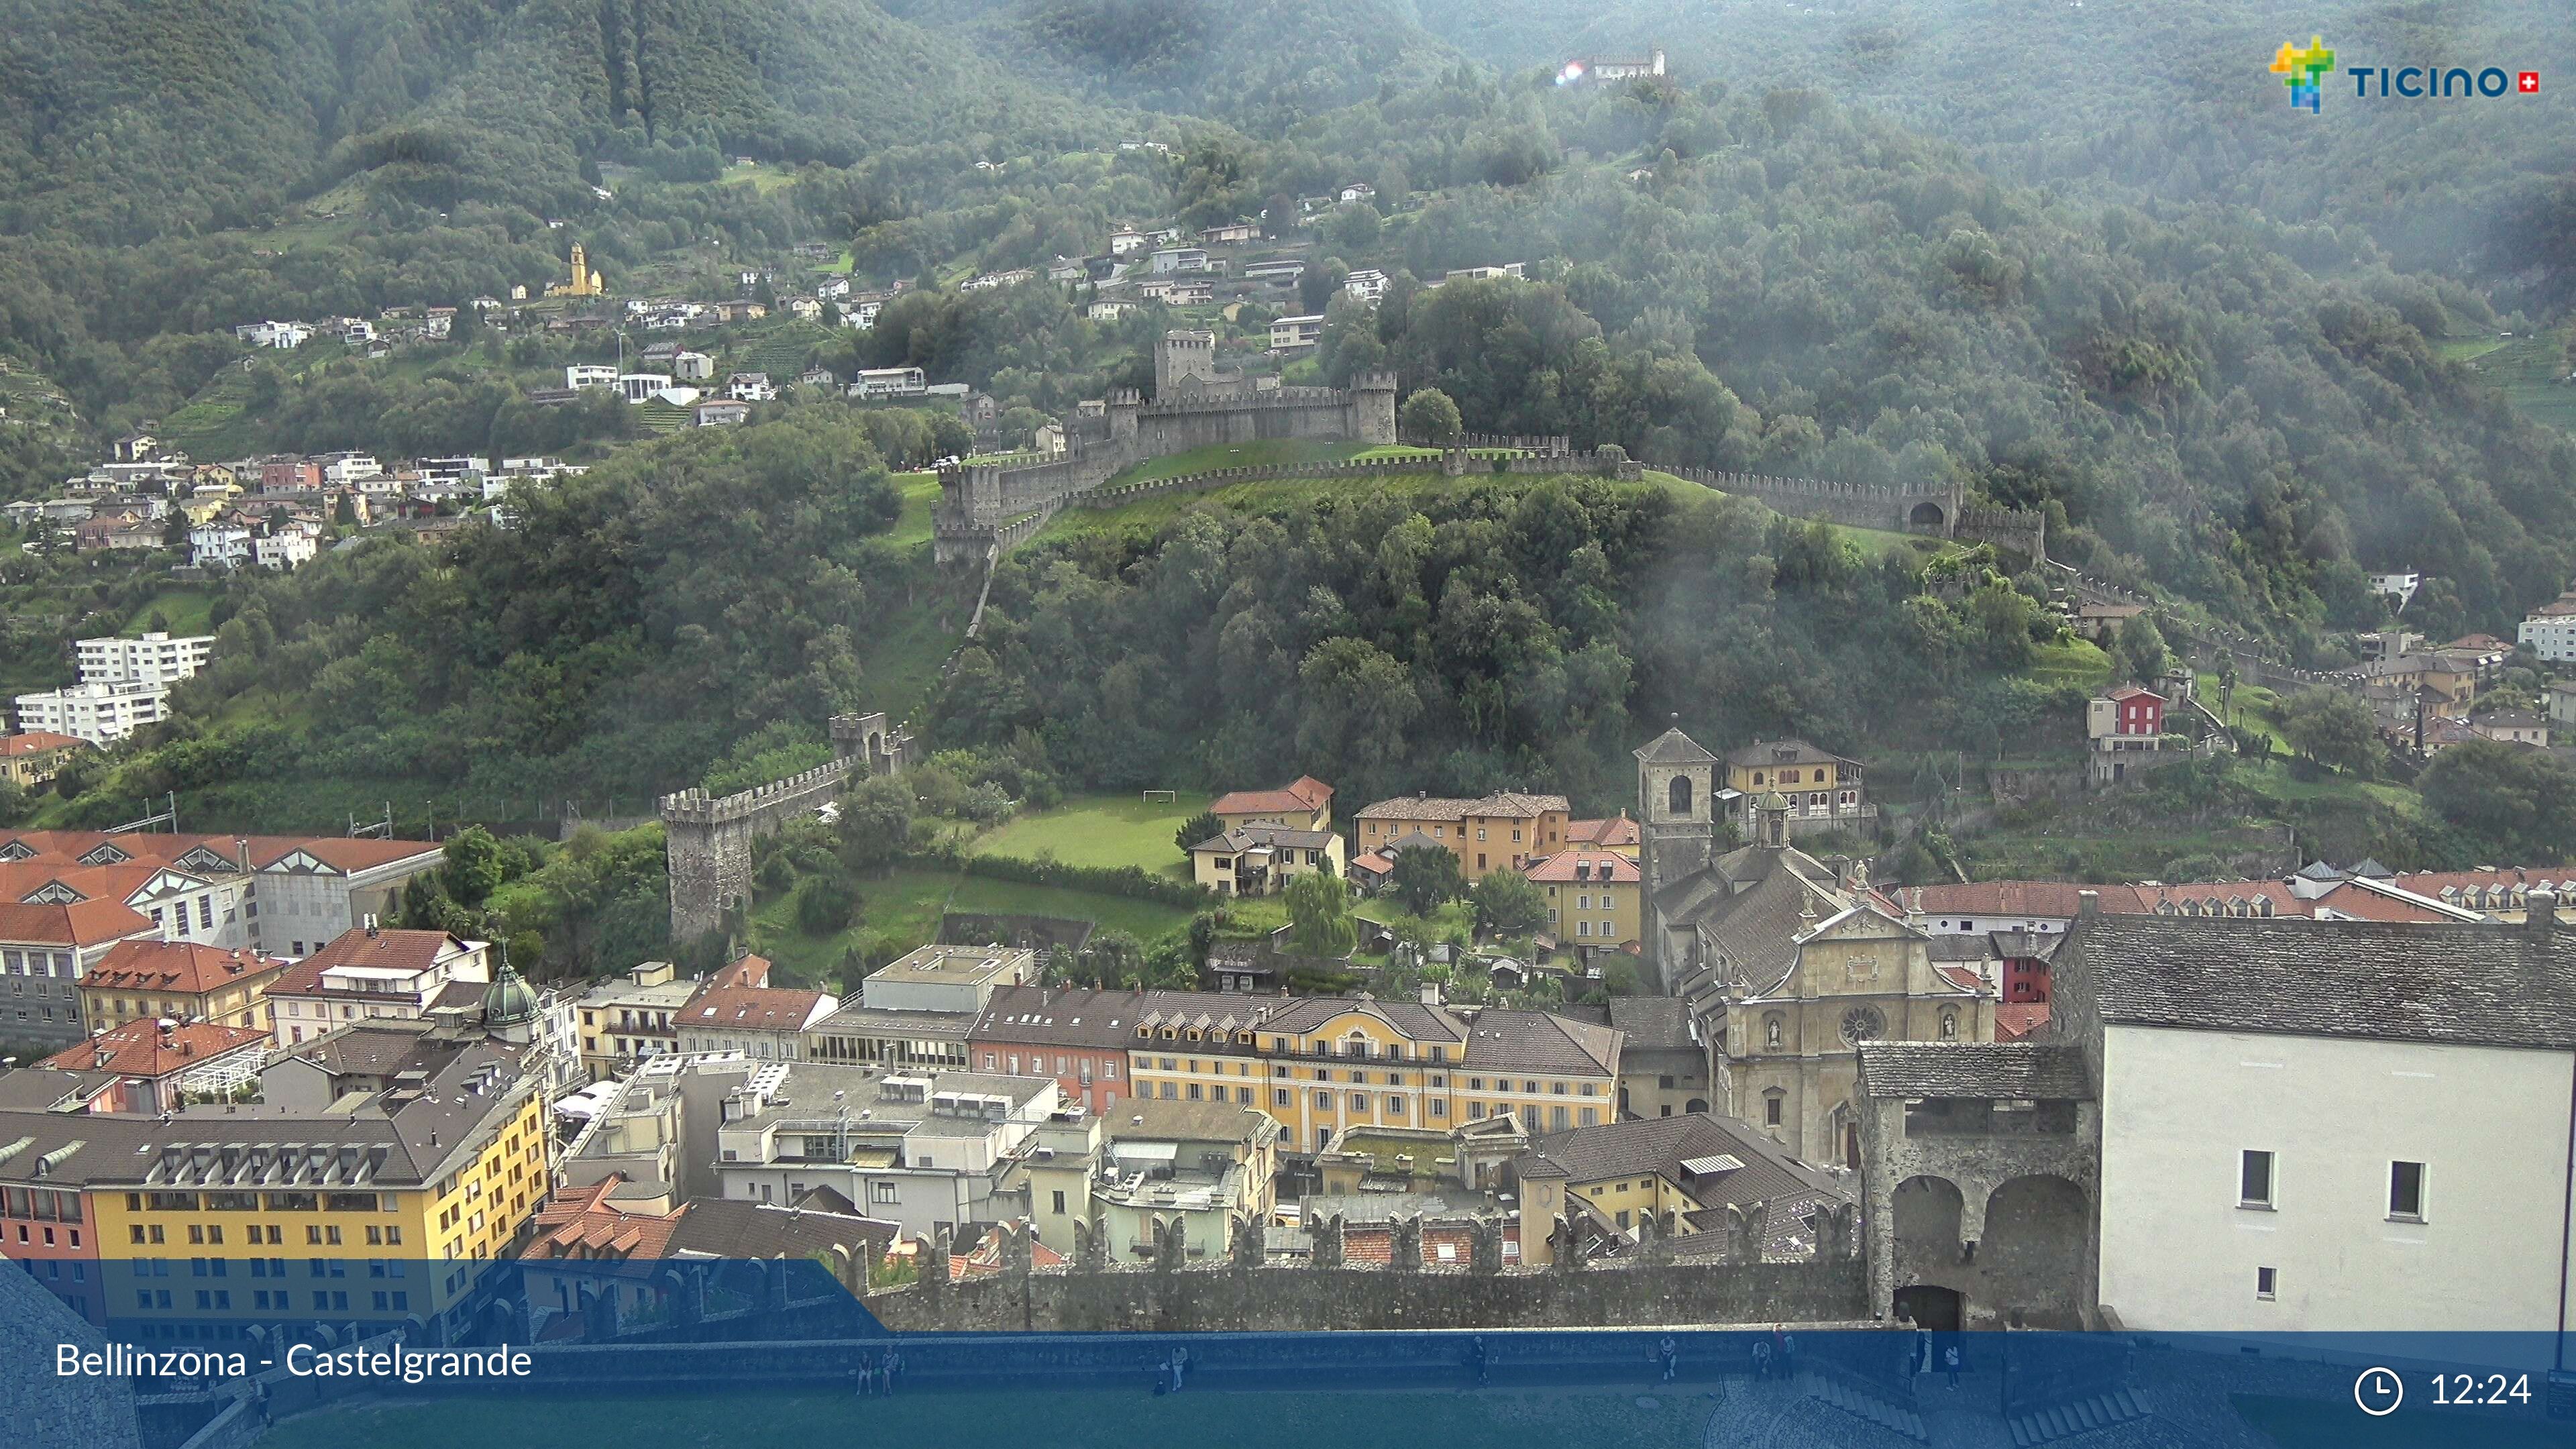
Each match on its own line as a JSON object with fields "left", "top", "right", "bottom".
{"left": 15, "top": 681, "right": 175, "bottom": 743}
{"left": 78, "top": 631, "right": 213, "bottom": 686}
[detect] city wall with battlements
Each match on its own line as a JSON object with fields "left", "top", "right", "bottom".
{"left": 659, "top": 712, "right": 912, "bottom": 945}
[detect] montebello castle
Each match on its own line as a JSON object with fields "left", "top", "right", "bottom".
{"left": 933, "top": 331, "right": 1397, "bottom": 563}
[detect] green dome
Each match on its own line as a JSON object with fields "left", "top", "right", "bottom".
{"left": 483, "top": 956, "right": 539, "bottom": 1028}
{"left": 1758, "top": 791, "right": 1792, "bottom": 812}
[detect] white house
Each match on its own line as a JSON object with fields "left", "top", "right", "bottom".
{"left": 618, "top": 372, "right": 675, "bottom": 404}
{"left": 566, "top": 364, "right": 619, "bottom": 390}
{"left": 724, "top": 372, "right": 777, "bottom": 402}
{"left": 15, "top": 681, "right": 176, "bottom": 744}
{"left": 78, "top": 632, "right": 213, "bottom": 688}
{"left": 233, "top": 321, "right": 310, "bottom": 349}
{"left": 1148, "top": 247, "right": 1208, "bottom": 274}
{"left": 851, "top": 366, "right": 928, "bottom": 399}
{"left": 672, "top": 351, "right": 716, "bottom": 382}
{"left": 1344, "top": 268, "right": 1390, "bottom": 301}
{"left": 2065, "top": 906, "right": 2576, "bottom": 1354}
{"left": 2517, "top": 590, "right": 2576, "bottom": 662}
{"left": 1268, "top": 314, "right": 1326, "bottom": 350}
{"left": 2367, "top": 571, "right": 2422, "bottom": 609}
{"left": 254, "top": 527, "right": 318, "bottom": 571}
{"left": 188, "top": 521, "right": 254, "bottom": 570}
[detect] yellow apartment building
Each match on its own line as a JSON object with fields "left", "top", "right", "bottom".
{"left": 1352, "top": 791, "right": 1571, "bottom": 880}
{"left": 1523, "top": 850, "right": 1641, "bottom": 950}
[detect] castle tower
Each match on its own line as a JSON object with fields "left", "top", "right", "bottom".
{"left": 1154, "top": 329, "right": 1218, "bottom": 398}
{"left": 1350, "top": 370, "right": 1400, "bottom": 446}
{"left": 1634, "top": 723, "right": 1719, "bottom": 896}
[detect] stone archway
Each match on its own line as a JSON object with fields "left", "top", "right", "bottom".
{"left": 1894, "top": 1283, "right": 1964, "bottom": 1332}
{"left": 1907, "top": 500, "right": 1948, "bottom": 534}
{"left": 1980, "top": 1175, "right": 2090, "bottom": 1329}
{"left": 1890, "top": 1173, "right": 1966, "bottom": 1311}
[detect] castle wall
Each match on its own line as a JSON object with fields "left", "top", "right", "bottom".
{"left": 660, "top": 714, "right": 901, "bottom": 945}
{"left": 868, "top": 1258, "right": 1864, "bottom": 1334}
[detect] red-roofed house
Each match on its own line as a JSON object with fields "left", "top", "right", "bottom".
{"left": 1523, "top": 850, "right": 1642, "bottom": 951}
{"left": 76, "top": 938, "right": 287, "bottom": 1032}
{"left": 1210, "top": 775, "right": 1335, "bottom": 833}
{"left": 36, "top": 1017, "right": 268, "bottom": 1110}
{"left": 525, "top": 1174, "right": 896, "bottom": 1325}
{"left": 675, "top": 980, "right": 838, "bottom": 1060}
{"left": 263, "top": 926, "right": 490, "bottom": 1047}
{"left": 0, "top": 898, "right": 161, "bottom": 1045}
{"left": 0, "top": 731, "right": 88, "bottom": 789}
{"left": 1564, "top": 812, "right": 1640, "bottom": 858}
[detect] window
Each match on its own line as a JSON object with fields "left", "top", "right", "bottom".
{"left": 2255, "top": 1266, "right": 2278, "bottom": 1300}
{"left": 2239, "top": 1150, "right": 2275, "bottom": 1208}
{"left": 2389, "top": 1161, "right": 2426, "bottom": 1222}
{"left": 1051, "top": 1191, "right": 1067, "bottom": 1214}
{"left": 1667, "top": 775, "right": 1692, "bottom": 814}
{"left": 1764, "top": 1091, "right": 1784, "bottom": 1127}
{"left": 870, "top": 1182, "right": 898, "bottom": 1204}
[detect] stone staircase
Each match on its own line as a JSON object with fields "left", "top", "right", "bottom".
{"left": 1803, "top": 1371, "right": 1929, "bottom": 1442}
{"left": 2004, "top": 1387, "right": 2153, "bottom": 1445}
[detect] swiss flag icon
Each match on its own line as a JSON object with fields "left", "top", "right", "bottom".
{"left": 2519, "top": 71, "right": 2541, "bottom": 93}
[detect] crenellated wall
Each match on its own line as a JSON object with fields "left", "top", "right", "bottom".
{"left": 660, "top": 712, "right": 911, "bottom": 945}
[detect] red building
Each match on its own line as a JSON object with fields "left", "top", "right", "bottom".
{"left": 2106, "top": 686, "right": 2165, "bottom": 735}
{"left": 965, "top": 985, "right": 1148, "bottom": 1116}
{"left": 259, "top": 456, "right": 323, "bottom": 492}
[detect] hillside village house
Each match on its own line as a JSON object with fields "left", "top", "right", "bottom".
{"left": 78, "top": 939, "right": 286, "bottom": 1033}
{"left": 673, "top": 953, "right": 836, "bottom": 1060}
{"left": 1525, "top": 849, "right": 1641, "bottom": 951}
{"left": 263, "top": 926, "right": 491, "bottom": 1047}
{"left": 1564, "top": 812, "right": 1640, "bottom": 858}
{"left": 1352, "top": 791, "right": 1570, "bottom": 880}
{"left": 2517, "top": 588, "right": 2576, "bottom": 662}
{"left": 1210, "top": 777, "right": 1334, "bottom": 832}
{"left": 0, "top": 731, "right": 86, "bottom": 788}
{"left": 1723, "top": 739, "right": 1876, "bottom": 839}
{"left": 1016, "top": 1096, "right": 1279, "bottom": 1263}
{"left": 1188, "top": 825, "right": 1344, "bottom": 896}
{"left": 2087, "top": 686, "right": 2169, "bottom": 785}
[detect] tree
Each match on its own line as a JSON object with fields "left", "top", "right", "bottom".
{"left": 792, "top": 872, "right": 857, "bottom": 935}
{"left": 1173, "top": 809, "right": 1224, "bottom": 855}
{"left": 1388, "top": 844, "right": 1466, "bottom": 916}
{"left": 2421, "top": 739, "right": 2576, "bottom": 863}
{"left": 1468, "top": 869, "right": 1550, "bottom": 937}
{"left": 2277, "top": 688, "right": 2383, "bottom": 775}
{"left": 2114, "top": 613, "right": 2169, "bottom": 684}
{"left": 1284, "top": 870, "right": 1358, "bottom": 957}
{"left": 1398, "top": 388, "right": 1462, "bottom": 443}
{"left": 837, "top": 772, "right": 916, "bottom": 875}
{"left": 439, "top": 826, "right": 506, "bottom": 909}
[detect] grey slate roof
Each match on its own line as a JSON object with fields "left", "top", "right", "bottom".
{"left": 2076, "top": 915, "right": 2576, "bottom": 1049}
{"left": 1607, "top": 996, "right": 1697, "bottom": 1053}
{"left": 1519, "top": 1112, "right": 1847, "bottom": 1226}
{"left": 665, "top": 1198, "right": 898, "bottom": 1259}
{"left": 1857, "top": 1042, "right": 2090, "bottom": 1100}
{"left": 1633, "top": 727, "right": 1721, "bottom": 765}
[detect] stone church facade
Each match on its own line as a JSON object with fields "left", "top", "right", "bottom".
{"left": 1633, "top": 726, "right": 1996, "bottom": 1167}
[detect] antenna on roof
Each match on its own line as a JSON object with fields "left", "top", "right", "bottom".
{"left": 350, "top": 803, "right": 393, "bottom": 839}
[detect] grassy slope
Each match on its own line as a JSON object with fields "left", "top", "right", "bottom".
{"left": 966, "top": 791, "right": 1211, "bottom": 873}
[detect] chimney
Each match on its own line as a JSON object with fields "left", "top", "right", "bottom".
{"left": 2530, "top": 890, "right": 2558, "bottom": 941}
{"left": 2078, "top": 890, "right": 2100, "bottom": 918}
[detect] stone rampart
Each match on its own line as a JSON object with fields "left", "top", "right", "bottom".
{"left": 866, "top": 1258, "right": 1865, "bottom": 1334}
{"left": 660, "top": 712, "right": 907, "bottom": 945}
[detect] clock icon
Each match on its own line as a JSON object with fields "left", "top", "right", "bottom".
{"left": 2353, "top": 1366, "right": 2404, "bottom": 1417}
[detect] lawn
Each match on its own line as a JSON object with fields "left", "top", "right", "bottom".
{"left": 967, "top": 792, "right": 1210, "bottom": 873}
{"left": 256, "top": 1387, "right": 1714, "bottom": 1449}
{"left": 122, "top": 587, "right": 216, "bottom": 637}
{"left": 853, "top": 603, "right": 963, "bottom": 722}
{"left": 749, "top": 860, "right": 1208, "bottom": 988}
{"left": 888, "top": 471, "right": 943, "bottom": 548}
{"left": 2028, "top": 639, "right": 2113, "bottom": 690}
{"left": 1102, "top": 439, "right": 1432, "bottom": 486}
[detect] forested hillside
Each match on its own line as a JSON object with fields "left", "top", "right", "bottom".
{"left": 1412, "top": 0, "right": 2576, "bottom": 305}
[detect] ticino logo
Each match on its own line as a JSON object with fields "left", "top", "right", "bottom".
{"left": 2271, "top": 35, "right": 2539, "bottom": 113}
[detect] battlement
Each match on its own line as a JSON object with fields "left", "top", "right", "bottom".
{"left": 1139, "top": 385, "right": 1351, "bottom": 412}
{"left": 1350, "top": 370, "right": 1401, "bottom": 392}
{"left": 657, "top": 757, "right": 853, "bottom": 826}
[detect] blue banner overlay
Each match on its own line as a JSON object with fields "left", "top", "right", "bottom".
{"left": 9, "top": 1256, "right": 2575, "bottom": 1449}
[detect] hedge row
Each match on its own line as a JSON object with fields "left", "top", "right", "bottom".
{"left": 902, "top": 845, "right": 1214, "bottom": 909}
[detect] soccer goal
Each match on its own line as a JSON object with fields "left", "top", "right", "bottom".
{"left": 1141, "top": 789, "right": 1179, "bottom": 805}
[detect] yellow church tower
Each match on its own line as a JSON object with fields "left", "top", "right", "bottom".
{"left": 549, "top": 242, "right": 604, "bottom": 299}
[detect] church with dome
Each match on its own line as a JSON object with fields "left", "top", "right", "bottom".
{"left": 1633, "top": 724, "right": 1996, "bottom": 1168}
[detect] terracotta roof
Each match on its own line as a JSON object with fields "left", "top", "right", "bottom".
{"left": 706, "top": 954, "right": 773, "bottom": 989}
{"left": 1858, "top": 1042, "right": 2089, "bottom": 1099}
{"left": 1523, "top": 851, "right": 1639, "bottom": 883}
{"left": 1356, "top": 790, "right": 1568, "bottom": 822}
{"left": 252, "top": 837, "right": 443, "bottom": 874}
{"left": 38, "top": 1018, "right": 268, "bottom": 1078}
{"left": 682, "top": 985, "right": 831, "bottom": 1034}
{"left": 1993, "top": 1003, "right": 2051, "bottom": 1042}
{"left": 1907, "top": 881, "right": 2145, "bottom": 920}
{"left": 0, "top": 732, "right": 84, "bottom": 757}
{"left": 83, "top": 940, "right": 284, "bottom": 995}
{"left": 1518, "top": 1112, "right": 1843, "bottom": 1212}
{"left": 1192, "top": 825, "right": 1337, "bottom": 853}
{"left": 270, "top": 928, "right": 472, "bottom": 995}
{"left": 1211, "top": 776, "right": 1334, "bottom": 816}
{"left": 0, "top": 898, "right": 156, "bottom": 947}
{"left": 1564, "top": 815, "right": 1638, "bottom": 849}
{"left": 2104, "top": 686, "right": 2162, "bottom": 703}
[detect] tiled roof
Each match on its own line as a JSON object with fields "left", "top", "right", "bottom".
{"left": 1523, "top": 851, "right": 1640, "bottom": 883}
{"left": 1994, "top": 1004, "right": 2051, "bottom": 1042}
{"left": 1357, "top": 794, "right": 1471, "bottom": 822}
{"left": 1725, "top": 738, "right": 1854, "bottom": 769}
{"left": 971, "top": 986, "right": 1619, "bottom": 1076}
{"left": 0, "top": 732, "right": 83, "bottom": 757}
{"left": 0, "top": 898, "right": 156, "bottom": 947}
{"left": 682, "top": 985, "right": 831, "bottom": 1034}
{"left": 1192, "top": 825, "right": 1337, "bottom": 853}
{"left": 1565, "top": 815, "right": 1639, "bottom": 849}
{"left": 1907, "top": 881, "right": 2141, "bottom": 920}
{"left": 1458, "top": 1007, "right": 1621, "bottom": 1077}
{"left": 1210, "top": 776, "right": 1333, "bottom": 816}
{"left": 84, "top": 940, "right": 284, "bottom": 995}
{"left": 1519, "top": 1113, "right": 1843, "bottom": 1216}
{"left": 1857, "top": 1042, "right": 2088, "bottom": 1099}
{"left": 252, "top": 837, "right": 442, "bottom": 874}
{"left": 37, "top": 1018, "right": 268, "bottom": 1077}
{"left": 1632, "top": 728, "right": 1719, "bottom": 765}
{"left": 2075, "top": 915, "right": 2576, "bottom": 1049}
{"left": 270, "top": 928, "right": 470, "bottom": 994}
